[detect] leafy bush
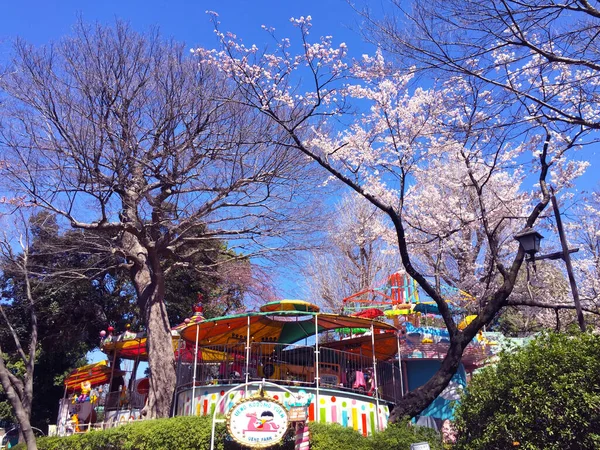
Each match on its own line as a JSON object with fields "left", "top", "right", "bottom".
{"left": 454, "top": 332, "right": 600, "bottom": 450}
{"left": 309, "top": 423, "right": 372, "bottom": 450}
{"left": 310, "top": 421, "right": 441, "bottom": 450}
{"left": 13, "top": 416, "right": 229, "bottom": 450}
{"left": 371, "top": 422, "right": 441, "bottom": 449}
{"left": 19, "top": 415, "right": 440, "bottom": 449}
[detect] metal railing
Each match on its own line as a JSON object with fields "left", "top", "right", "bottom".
{"left": 175, "top": 342, "right": 403, "bottom": 403}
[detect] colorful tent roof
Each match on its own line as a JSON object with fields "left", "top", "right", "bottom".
{"left": 178, "top": 311, "right": 397, "bottom": 346}
{"left": 259, "top": 300, "right": 320, "bottom": 313}
{"left": 321, "top": 332, "right": 400, "bottom": 361}
{"left": 101, "top": 332, "right": 180, "bottom": 361}
{"left": 64, "top": 360, "right": 115, "bottom": 391}
{"left": 172, "top": 306, "right": 206, "bottom": 331}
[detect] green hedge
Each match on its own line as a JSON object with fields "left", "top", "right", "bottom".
{"left": 19, "top": 416, "right": 441, "bottom": 450}
{"left": 310, "top": 422, "right": 441, "bottom": 450}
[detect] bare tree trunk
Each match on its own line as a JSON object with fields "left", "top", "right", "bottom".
{"left": 389, "top": 339, "right": 467, "bottom": 421}
{"left": 0, "top": 236, "right": 38, "bottom": 450}
{"left": 124, "top": 231, "right": 175, "bottom": 418}
{"left": 141, "top": 264, "right": 176, "bottom": 419}
{"left": 0, "top": 361, "right": 37, "bottom": 450}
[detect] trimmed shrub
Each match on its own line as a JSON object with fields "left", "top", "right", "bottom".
{"left": 21, "top": 415, "right": 441, "bottom": 449}
{"left": 454, "top": 332, "right": 600, "bottom": 450}
{"left": 310, "top": 421, "right": 441, "bottom": 450}
{"left": 371, "top": 422, "right": 441, "bottom": 449}
{"left": 14, "top": 416, "right": 229, "bottom": 450}
{"left": 309, "top": 423, "right": 371, "bottom": 450}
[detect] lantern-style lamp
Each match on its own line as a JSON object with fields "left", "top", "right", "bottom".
{"left": 514, "top": 227, "right": 544, "bottom": 259}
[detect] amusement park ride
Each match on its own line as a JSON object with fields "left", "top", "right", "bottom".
{"left": 56, "top": 271, "right": 500, "bottom": 447}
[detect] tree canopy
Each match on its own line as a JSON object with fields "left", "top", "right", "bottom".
{"left": 0, "top": 210, "right": 250, "bottom": 432}
{"left": 0, "top": 20, "right": 317, "bottom": 417}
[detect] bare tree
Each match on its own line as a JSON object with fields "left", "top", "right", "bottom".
{"left": 0, "top": 21, "right": 317, "bottom": 418}
{"left": 0, "top": 216, "right": 38, "bottom": 450}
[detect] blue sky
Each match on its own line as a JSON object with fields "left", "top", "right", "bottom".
{"left": 1, "top": 0, "right": 597, "bottom": 296}
{"left": 0, "top": 0, "right": 374, "bottom": 56}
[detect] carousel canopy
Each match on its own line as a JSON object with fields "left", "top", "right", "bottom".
{"left": 321, "top": 332, "right": 400, "bottom": 361}
{"left": 179, "top": 311, "right": 397, "bottom": 346}
{"left": 101, "top": 332, "right": 180, "bottom": 361}
{"left": 259, "top": 300, "right": 320, "bottom": 313}
{"left": 64, "top": 360, "right": 115, "bottom": 391}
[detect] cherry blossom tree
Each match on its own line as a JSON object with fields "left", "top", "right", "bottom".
{"left": 570, "top": 190, "right": 600, "bottom": 307}
{"left": 360, "top": 0, "right": 600, "bottom": 130}
{"left": 196, "top": 14, "right": 592, "bottom": 419}
{"left": 303, "top": 192, "right": 399, "bottom": 310}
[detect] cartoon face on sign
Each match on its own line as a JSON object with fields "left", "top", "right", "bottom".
{"left": 227, "top": 398, "right": 289, "bottom": 448}
{"left": 245, "top": 411, "right": 281, "bottom": 432}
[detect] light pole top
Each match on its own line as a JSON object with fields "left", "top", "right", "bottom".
{"left": 514, "top": 227, "right": 544, "bottom": 257}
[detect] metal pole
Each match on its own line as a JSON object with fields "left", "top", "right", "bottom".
{"left": 396, "top": 333, "right": 404, "bottom": 398}
{"left": 191, "top": 323, "right": 200, "bottom": 416}
{"left": 551, "top": 192, "right": 586, "bottom": 331}
{"left": 60, "top": 385, "right": 68, "bottom": 435}
{"left": 314, "top": 313, "right": 320, "bottom": 412}
{"left": 390, "top": 353, "right": 397, "bottom": 403}
{"left": 245, "top": 314, "right": 251, "bottom": 389}
{"left": 370, "top": 324, "right": 381, "bottom": 431}
{"left": 107, "top": 348, "right": 118, "bottom": 412}
{"left": 172, "top": 335, "right": 183, "bottom": 417}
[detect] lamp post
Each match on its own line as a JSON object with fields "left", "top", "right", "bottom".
{"left": 514, "top": 194, "right": 585, "bottom": 331}
{"left": 513, "top": 227, "right": 544, "bottom": 261}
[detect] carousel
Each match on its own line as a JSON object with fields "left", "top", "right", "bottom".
{"left": 57, "top": 323, "right": 184, "bottom": 434}
{"left": 174, "top": 300, "right": 402, "bottom": 437}
{"left": 56, "top": 272, "right": 500, "bottom": 442}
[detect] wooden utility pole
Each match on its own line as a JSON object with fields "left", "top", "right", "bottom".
{"left": 551, "top": 190, "right": 586, "bottom": 331}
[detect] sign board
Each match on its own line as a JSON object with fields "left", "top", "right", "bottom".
{"left": 227, "top": 396, "right": 289, "bottom": 448}
{"left": 288, "top": 406, "right": 307, "bottom": 422}
{"left": 410, "top": 443, "right": 431, "bottom": 450}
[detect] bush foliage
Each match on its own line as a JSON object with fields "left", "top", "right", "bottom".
{"left": 454, "top": 332, "right": 600, "bottom": 450}
{"left": 17, "top": 415, "right": 441, "bottom": 450}
{"left": 309, "top": 422, "right": 441, "bottom": 450}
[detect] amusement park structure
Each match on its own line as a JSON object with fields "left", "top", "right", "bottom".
{"left": 55, "top": 272, "right": 500, "bottom": 444}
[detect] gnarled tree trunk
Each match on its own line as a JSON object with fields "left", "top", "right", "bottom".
{"left": 123, "top": 231, "right": 176, "bottom": 418}
{"left": 0, "top": 361, "right": 37, "bottom": 450}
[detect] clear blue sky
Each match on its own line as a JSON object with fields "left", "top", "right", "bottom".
{"left": 1, "top": 0, "right": 597, "bottom": 296}
{"left": 0, "top": 0, "right": 378, "bottom": 302}
{"left": 0, "top": 0, "right": 374, "bottom": 57}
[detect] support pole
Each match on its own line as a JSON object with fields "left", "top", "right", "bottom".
{"left": 107, "top": 347, "right": 118, "bottom": 413}
{"left": 191, "top": 323, "right": 200, "bottom": 416}
{"left": 245, "top": 314, "right": 251, "bottom": 389}
{"left": 172, "top": 335, "right": 183, "bottom": 417}
{"left": 551, "top": 191, "right": 586, "bottom": 331}
{"left": 370, "top": 324, "right": 381, "bottom": 431}
{"left": 60, "top": 385, "right": 68, "bottom": 435}
{"left": 390, "top": 353, "right": 397, "bottom": 403}
{"left": 314, "top": 313, "right": 320, "bottom": 412}
{"left": 396, "top": 333, "right": 404, "bottom": 398}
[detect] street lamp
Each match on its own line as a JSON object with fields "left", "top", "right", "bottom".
{"left": 514, "top": 227, "right": 544, "bottom": 260}
{"left": 513, "top": 209, "right": 585, "bottom": 332}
